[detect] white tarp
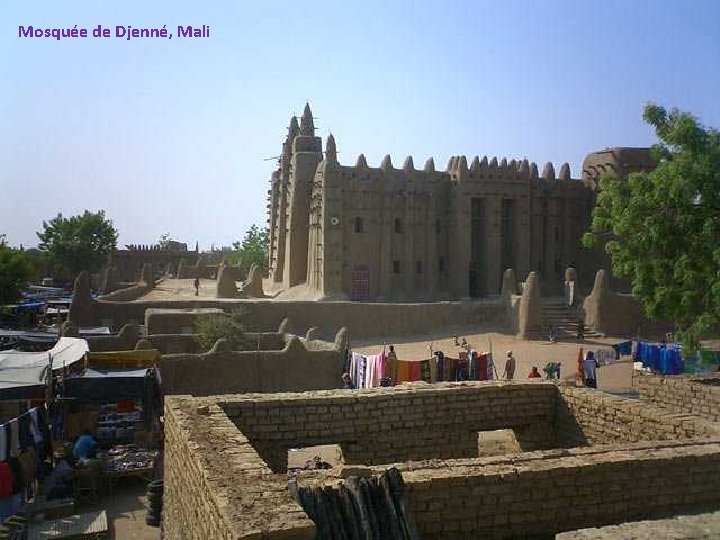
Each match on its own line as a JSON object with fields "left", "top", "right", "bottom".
{"left": 0, "top": 337, "right": 89, "bottom": 393}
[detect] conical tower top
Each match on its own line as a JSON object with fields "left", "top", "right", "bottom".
{"left": 325, "top": 134, "right": 337, "bottom": 162}
{"left": 300, "top": 102, "right": 314, "bottom": 135}
{"left": 288, "top": 116, "right": 299, "bottom": 138}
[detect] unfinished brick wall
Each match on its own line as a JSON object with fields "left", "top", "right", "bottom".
{"left": 633, "top": 370, "right": 720, "bottom": 422}
{"left": 222, "top": 382, "right": 559, "bottom": 473}
{"left": 163, "top": 383, "right": 720, "bottom": 539}
{"left": 557, "top": 386, "right": 720, "bottom": 446}
{"left": 163, "top": 397, "right": 314, "bottom": 540}
{"left": 388, "top": 440, "right": 720, "bottom": 538}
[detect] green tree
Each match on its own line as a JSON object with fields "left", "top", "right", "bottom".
{"left": 0, "top": 237, "right": 33, "bottom": 304}
{"left": 226, "top": 225, "right": 269, "bottom": 276}
{"left": 583, "top": 104, "right": 720, "bottom": 351}
{"left": 194, "top": 308, "right": 248, "bottom": 352}
{"left": 37, "top": 210, "right": 118, "bottom": 277}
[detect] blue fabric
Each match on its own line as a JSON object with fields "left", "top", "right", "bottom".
{"left": 73, "top": 434, "right": 98, "bottom": 460}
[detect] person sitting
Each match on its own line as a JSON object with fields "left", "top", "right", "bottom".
{"left": 528, "top": 366, "right": 542, "bottom": 378}
{"left": 341, "top": 372, "right": 355, "bottom": 389}
{"left": 548, "top": 326, "right": 557, "bottom": 343}
{"left": 73, "top": 430, "right": 98, "bottom": 461}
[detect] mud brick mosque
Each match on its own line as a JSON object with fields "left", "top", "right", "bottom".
{"left": 267, "top": 104, "right": 655, "bottom": 301}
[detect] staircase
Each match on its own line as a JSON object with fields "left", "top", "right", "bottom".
{"left": 541, "top": 297, "right": 600, "bottom": 339}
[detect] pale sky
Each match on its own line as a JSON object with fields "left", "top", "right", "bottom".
{"left": 2, "top": 0, "right": 719, "bottom": 250}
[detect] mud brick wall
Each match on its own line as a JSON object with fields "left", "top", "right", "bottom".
{"left": 633, "top": 370, "right": 720, "bottom": 422}
{"left": 221, "top": 382, "right": 559, "bottom": 473}
{"left": 557, "top": 510, "right": 720, "bottom": 539}
{"left": 163, "top": 396, "right": 314, "bottom": 540}
{"left": 391, "top": 440, "right": 720, "bottom": 538}
{"left": 556, "top": 386, "right": 720, "bottom": 447}
{"left": 161, "top": 336, "right": 342, "bottom": 396}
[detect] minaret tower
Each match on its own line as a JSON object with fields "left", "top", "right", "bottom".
{"left": 284, "top": 103, "right": 323, "bottom": 288}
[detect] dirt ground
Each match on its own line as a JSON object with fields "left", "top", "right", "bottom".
{"left": 77, "top": 478, "right": 161, "bottom": 539}
{"left": 352, "top": 330, "right": 635, "bottom": 393}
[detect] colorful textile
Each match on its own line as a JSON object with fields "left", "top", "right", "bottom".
{"left": 386, "top": 357, "right": 398, "bottom": 384}
{"left": 396, "top": 361, "right": 412, "bottom": 384}
{"left": 613, "top": 341, "right": 632, "bottom": 357}
{"left": 477, "top": 354, "right": 488, "bottom": 381}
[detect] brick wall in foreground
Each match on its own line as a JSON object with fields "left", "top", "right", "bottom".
{"left": 163, "top": 396, "right": 315, "bottom": 540}
{"left": 633, "top": 370, "right": 720, "bottom": 423}
{"left": 557, "top": 386, "right": 720, "bottom": 447}
{"left": 221, "top": 382, "right": 559, "bottom": 473}
{"left": 386, "top": 440, "right": 720, "bottom": 538}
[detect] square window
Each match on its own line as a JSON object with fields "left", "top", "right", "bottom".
{"left": 394, "top": 218, "right": 404, "bottom": 233}
{"left": 416, "top": 261, "right": 423, "bottom": 274}
{"left": 393, "top": 260, "right": 401, "bottom": 274}
{"left": 354, "top": 217, "right": 364, "bottom": 233}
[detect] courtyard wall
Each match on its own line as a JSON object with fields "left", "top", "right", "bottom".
{"left": 632, "top": 370, "right": 720, "bottom": 423}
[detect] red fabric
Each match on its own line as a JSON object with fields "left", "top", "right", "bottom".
{"left": 0, "top": 462, "right": 14, "bottom": 498}
{"left": 477, "top": 354, "right": 488, "bottom": 381}
{"left": 409, "top": 362, "right": 422, "bottom": 382}
{"left": 116, "top": 400, "right": 136, "bottom": 413}
{"left": 528, "top": 370, "right": 542, "bottom": 378}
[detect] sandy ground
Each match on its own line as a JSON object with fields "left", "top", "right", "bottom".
{"left": 137, "top": 278, "right": 223, "bottom": 301}
{"left": 352, "top": 331, "right": 635, "bottom": 393}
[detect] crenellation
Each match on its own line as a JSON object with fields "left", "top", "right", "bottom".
{"left": 402, "top": 155, "right": 414, "bottom": 172}
{"left": 542, "top": 161, "right": 556, "bottom": 180}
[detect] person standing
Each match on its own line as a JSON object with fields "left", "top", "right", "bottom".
{"left": 193, "top": 277, "right": 200, "bottom": 296}
{"left": 503, "top": 351, "right": 516, "bottom": 380}
{"left": 583, "top": 351, "right": 598, "bottom": 388}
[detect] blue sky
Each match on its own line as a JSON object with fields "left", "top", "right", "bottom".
{"left": 2, "top": 0, "right": 719, "bottom": 249}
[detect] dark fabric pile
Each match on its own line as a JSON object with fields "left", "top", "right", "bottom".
{"left": 292, "top": 467, "right": 419, "bottom": 540}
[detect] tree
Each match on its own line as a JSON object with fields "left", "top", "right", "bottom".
{"left": 37, "top": 210, "right": 118, "bottom": 277}
{"left": 158, "top": 233, "right": 174, "bottom": 249}
{"left": 226, "top": 225, "right": 269, "bottom": 276}
{"left": 0, "top": 237, "right": 33, "bottom": 304}
{"left": 194, "top": 308, "right": 248, "bottom": 352}
{"left": 583, "top": 104, "right": 720, "bottom": 351}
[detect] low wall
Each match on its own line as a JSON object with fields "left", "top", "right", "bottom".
{"left": 69, "top": 297, "right": 504, "bottom": 338}
{"left": 98, "top": 282, "right": 153, "bottom": 302}
{"left": 633, "top": 370, "right": 720, "bottom": 423}
{"left": 145, "top": 308, "right": 225, "bottom": 335}
{"left": 84, "top": 324, "right": 142, "bottom": 352}
{"left": 163, "top": 398, "right": 314, "bottom": 540}
{"left": 557, "top": 385, "right": 720, "bottom": 447}
{"left": 221, "top": 382, "right": 559, "bottom": 473}
{"left": 394, "top": 440, "right": 720, "bottom": 538}
{"left": 161, "top": 336, "right": 343, "bottom": 397}
{"left": 557, "top": 510, "right": 720, "bottom": 539}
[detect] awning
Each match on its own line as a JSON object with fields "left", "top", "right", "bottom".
{"left": 64, "top": 367, "right": 157, "bottom": 401}
{"left": 84, "top": 349, "right": 161, "bottom": 370}
{"left": 0, "top": 337, "right": 88, "bottom": 399}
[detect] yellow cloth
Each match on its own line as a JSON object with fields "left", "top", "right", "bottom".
{"left": 396, "top": 360, "right": 412, "bottom": 383}
{"left": 85, "top": 349, "right": 161, "bottom": 369}
{"left": 386, "top": 358, "right": 398, "bottom": 383}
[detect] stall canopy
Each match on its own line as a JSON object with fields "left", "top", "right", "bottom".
{"left": 64, "top": 368, "right": 158, "bottom": 402}
{"left": 0, "top": 337, "right": 89, "bottom": 399}
{"left": 84, "top": 349, "right": 161, "bottom": 370}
